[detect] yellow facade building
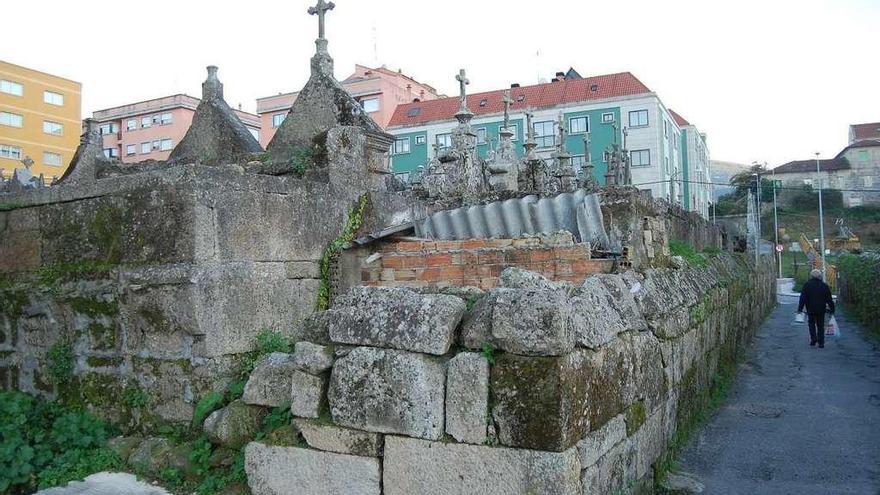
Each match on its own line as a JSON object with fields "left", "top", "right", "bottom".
{"left": 0, "top": 61, "right": 81, "bottom": 182}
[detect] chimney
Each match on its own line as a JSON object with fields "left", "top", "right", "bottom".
{"left": 555, "top": 71, "right": 565, "bottom": 82}
{"left": 510, "top": 83, "right": 520, "bottom": 88}
{"left": 413, "top": 98, "right": 421, "bottom": 103}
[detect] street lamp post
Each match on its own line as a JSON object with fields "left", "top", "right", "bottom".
{"left": 815, "top": 152, "right": 827, "bottom": 281}
{"left": 772, "top": 169, "right": 781, "bottom": 278}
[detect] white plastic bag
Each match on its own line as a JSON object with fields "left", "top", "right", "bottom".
{"left": 825, "top": 316, "right": 840, "bottom": 337}
{"left": 795, "top": 312, "right": 805, "bottom": 324}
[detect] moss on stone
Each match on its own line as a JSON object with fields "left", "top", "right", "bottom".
{"left": 88, "top": 322, "right": 117, "bottom": 351}
{"left": 70, "top": 297, "right": 119, "bottom": 318}
{"left": 91, "top": 203, "right": 127, "bottom": 263}
{"left": 85, "top": 356, "right": 124, "bottom": 368}
{"left": 624, "top": 400, "right": 647, "bottom": 436}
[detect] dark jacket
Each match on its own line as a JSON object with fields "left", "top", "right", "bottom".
{"left": 798, "top": 278, "right": 835, "bottom": 314}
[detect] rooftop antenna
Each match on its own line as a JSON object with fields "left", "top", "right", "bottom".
{"left": 372, "top": 24, "right": 379, "bottom": 66}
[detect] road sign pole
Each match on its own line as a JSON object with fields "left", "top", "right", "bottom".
{"left": 815, "top": 153, "right": 827, "bottom": 281}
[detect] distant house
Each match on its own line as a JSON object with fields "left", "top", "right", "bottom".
{"left": 773, "top": 136, "right": 880, "bottom": 207}
{"left": 849, "top": 122, "right": 880, "bottom": 144}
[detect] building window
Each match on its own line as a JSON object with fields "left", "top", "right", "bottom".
{"left": 141, "top": 116, "right": 152, "bottom": 128}
{"left": 858, "top": 150, "right": 869, "bottom": 162}
{"left": 43, "top": 151, "right": 62, "bottom": 167}
{"left": 0, "top": 112, "right": 23, "bottom": 128}
{"left": 272, "top": 114, "right": 286, "bottom": 128}
{"left": 126, "top": 119, "right": 137, "bottom": 131}
{"left": 160, "top": 139, "right": 173, "bottom": 151}
{"left": 103, "top": 148, "right": 118, "bottom": 159}
{"left": 126, "top": 144, "right": 136, "bottom": 156}
{"left": 141, "top": 142, "right": 151, "bottom": 154}
{"left": 572, "top": 155, "right": 586, "bottom": 169}
{"left": 43, "top": 121, "right": 64, "bottom": 136}
{"left": 99, "top": 123, "right": 118, "bottom": 135}
{"left": 0, "top": 80, "right": 23, "bottom": 96}
{"left": 392, "top": 137, "right": 410, "bottom": 155}
{"left": 476, "top": 128, "right": 487, "bottom": 145}
{"left": 628, "top": 110, "right": 648, "bottom": 127}
{"left": 674, "top": 135, "right": 679, "bottom": 149}
{"left": 507, "top": 124, "right": 518, "bottom": 141}
{"left": 663, "top": 120, "right": 668, "bottom": 137}
{"left": 534, "top": 120, "right": 556, "bottom": 148}
{"left": 601, "top": 112, "right": 614, "bottom": 124}
{"left": 415, "top": 135, "right": 426, "bottom": 145}
{"left": 160, "top": 113, "right": 173, "bottom": 125}
{"left": 569, "top": 116, "right": 589, "bottom": 134}
{"left": 436, "top": 133, "right": 452, "bottom": 149}
{"left": 0, "top": 144, "right": 22, "bottom": 160}
{"left": 43, "top": 91, "right": 64, "bottom": 106}
{"left": 665, "top": 157, "right": 670, "bottom": 173}
{"left": 361, "top": 98, "right": 380, "bottom": 113}
{"left": 864, "top": 176, "right": 874, "bottom": 188}
{"left": 631, "top": 149, "right": 651, "bottom": 167}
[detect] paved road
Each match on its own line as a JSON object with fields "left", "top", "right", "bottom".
{"left": 677, "top": 302, "right": 880, "bottom": 495}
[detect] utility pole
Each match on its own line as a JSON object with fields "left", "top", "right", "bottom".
{"left": 772, "top": 168, "right": 781, "bottom": 278}
{"left": 755, "top": 165, "right": 763, "bottom": 259}
{"left": 815, "top": 152, "right": 827, "bottom": 281}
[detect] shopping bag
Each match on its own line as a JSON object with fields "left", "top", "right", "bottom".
{"left": 825, "top": 316, "right": 839, "bottom": 337}
{"left": 795, "top": 313, "right": 805, "bottom": 324}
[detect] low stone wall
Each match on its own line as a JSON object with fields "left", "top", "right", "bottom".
{"left": 0, "top": 143, "right": 421, "bottom": 428}
{"left": 357, "top": 235, "right": 614, "bottom": 290}
{"left": 243, "top": 254, "right": 776, "bottom": 494}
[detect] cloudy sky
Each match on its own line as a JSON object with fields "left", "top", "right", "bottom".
{"left": 5, "top": 0, "right": 877, "bottom": 166}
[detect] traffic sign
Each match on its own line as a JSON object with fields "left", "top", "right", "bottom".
{"left": 776, "top": 244, "right": 784, "bottom": 253}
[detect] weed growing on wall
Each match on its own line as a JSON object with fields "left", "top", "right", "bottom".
{"left": 838, "top": 253, "right": 880, "bottom": 339}
{"left": 47, "top": 341, "right": 75, "bottom": 385}
{"left": 669, "top": 239, "right": 721, "bottom": 267}
{"left": 317, "top": 194, "right": 369, "bottom": 310}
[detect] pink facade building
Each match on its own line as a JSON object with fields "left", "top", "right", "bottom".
{"left": 256, "top": 65, "right": 440, "bottom": 147}
{"left": 93, "top": 94, "right": 261, "bottom": 163}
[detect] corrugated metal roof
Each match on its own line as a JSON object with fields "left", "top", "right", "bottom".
{"left": 414, "top": 189, "right": 609, "bottom": 249}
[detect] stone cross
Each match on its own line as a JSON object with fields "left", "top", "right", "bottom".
{"left": 611, "top": 122, "right": 619, "bottom": 145}
{"left": 502, "top": 90, "right": 512, "bottom": 131}
{"left": 308, "top": 0, "right": 335, "bottom": 40}
{"left": 556, "top": 113, "right": 567, "bottom": 151}
{"left": 456, "top": 69, "right": 469, "bottom": 110}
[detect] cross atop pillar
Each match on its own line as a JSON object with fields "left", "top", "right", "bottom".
{"left": 308, "top": 0, "right": 335, "bottom": 40}
{"left": 502, "top": 90, "right": 512, "bottom": 131}
{"left": 455, "top": 69, "right": 470, "bottom": 110}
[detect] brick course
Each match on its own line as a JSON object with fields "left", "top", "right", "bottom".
{"left": 362, "top": 238, "right": 613, "bottom": 290}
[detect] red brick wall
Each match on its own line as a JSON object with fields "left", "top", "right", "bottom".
{"left": 361, "top": 238, "right": 614, "bottom": 290}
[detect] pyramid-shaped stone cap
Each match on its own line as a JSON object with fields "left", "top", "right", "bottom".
{"left": 266, "top": 40, "right": 393, "bottom": 164}
{"left": 57, "top": 119, "right": 111, "bottom": 187}
{"left": 169, "top": 66, "right": 263, "bottom": 165}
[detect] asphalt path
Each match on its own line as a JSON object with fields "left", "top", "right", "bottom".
{"left": 677, "top": 302, "right": 880, "bottom": 494}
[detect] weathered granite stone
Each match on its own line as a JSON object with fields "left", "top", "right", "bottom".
{"left": 383, "top": 436, "right": 582, "bottom": 495}
{"left": 242, "top": 353, "right": 297, "bottom": 407}
{"left": 293, "top": 418, "right": 383, "bottom": 456}
{"left": 203, "top": 400, "right": 267, "bottom": 449}
{"left": 128, "top": 437, "right": 175, "bottom": 472}
{"left": 244, "top": 442, "right": 380, "bottom": 495}
{"left": 328, "top": 347, "right": 445, "bottom": 440}
{"left": 292, "top": 341, "right": 334, "bottom": 375}
{"left": 290, "top": 370, "right": 327, "bottom": 418}
{"left": 462, "top": 288, "right": 575, "bottom": 356}
{"left": 169, "top": 66, "right": 262, "bottom": 166}
{"left": 57, "top": 119, "right": 110, "bottom": 187}
{"left": 660, "top": 472, "right": 705, "bottom": 494}
{"left": 649, "top": 305, "right": 691, "bottom": 339}
{"left": 284, "top": 261, "right": 320, "bottom": 279}
{"left": 580, "top": 438, "right": 638, "bottom": 495}
{"left": 498, "top": 267, "right": 567, "bottom": 291}
{"left": 577, "top": 415, "right": 626, "bottom": 469}
{"left": 328, "top": 287, "right": 465, "bottom": 355}
{"left": 295, "top": 311, "right": 332, "bottom": 345}
{"left": 107, "top": 436, "right": 142, "bottom": 462}
{"left": 490, "top": 352, "right": 589, "bottom": 451}
{"left": 570, "top": 274, "right": 648, "bottom": 349}
{"left": 445, "top": 352, "right": 489, "bottom": 444}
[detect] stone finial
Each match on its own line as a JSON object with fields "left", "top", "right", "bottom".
{"left": 56, "top": 118, "right": 108, "bottom": 187}
{"left": 203, "top": 65, "right": 223, "bottom": 101}
{"left": 556, "top": 113, "right": 568, "bottom": 153}
{"left": 308, "top": 0, "right": 335, "bottom": 40}
{"left": 21, "top": 156, "right": 34, "bottom": 170}
{"left": 501, "top": 90, "right": 512, "bottom": 132}
{"left": 454, "top": 69, "right": 473, "bottom": 122}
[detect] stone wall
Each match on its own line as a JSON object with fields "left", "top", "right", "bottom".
{"left": 350, "top": 234, "right": 614, "bottom": 291}
{"left": 243, "top": 254, "right": 776, "bottom": 494}
{"left": 0, "top": 130, "right": 420, "bottom": 428}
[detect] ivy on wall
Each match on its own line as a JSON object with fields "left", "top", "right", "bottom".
{"left": 317, "top": 194, "right": 369, "bottom": 311}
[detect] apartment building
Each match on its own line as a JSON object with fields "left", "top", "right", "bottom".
{"left": 0, "top": 60, "right": 81, "bottom": 180}
{"left": 93, "top": 94, "right": 260, "bottom": 163}
{"left": 256, "top": 64, "right": 440, "bottom": 147}
{"left": 671, "top": 110, "right": 712, "bottom": 218}
{"left": 387, "top": 71, "right": 706, "bottom": 214}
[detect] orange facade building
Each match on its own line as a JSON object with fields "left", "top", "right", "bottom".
{"left": 0, "top": 60, "right": 81, "bottom": 181}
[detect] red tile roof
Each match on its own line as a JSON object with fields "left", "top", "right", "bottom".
{"left": 669, "top": 109, "right": 690, "bottom": 127}
{"left": 850, "top": 122, "right": 880, "bottom": 142}
{"left": 774, "top": 157, "right": 850, "bottom": 174}
{"left": 388, "top": 72, "right": 652, "bottom": 128}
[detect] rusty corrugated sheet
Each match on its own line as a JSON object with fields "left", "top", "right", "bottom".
{"left": 414, "top": 189, "right": 609, "bottom": 249}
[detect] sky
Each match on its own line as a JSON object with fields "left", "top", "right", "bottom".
{"left": 4, "top": 0, "right": 877, "bottom": 166}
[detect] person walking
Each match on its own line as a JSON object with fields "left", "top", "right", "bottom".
{"left": 798, "top": 269, "right": 835, "bottom": 348}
